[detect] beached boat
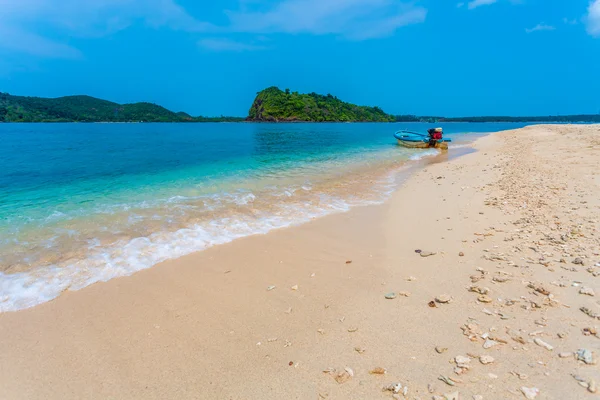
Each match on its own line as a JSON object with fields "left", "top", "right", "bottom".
{"left": 393, "top": 130, "right": 451, "bottom": 150}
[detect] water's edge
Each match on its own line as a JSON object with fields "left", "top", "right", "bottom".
{"left": 0, "top": 138, "right": 484, "bottom": 313}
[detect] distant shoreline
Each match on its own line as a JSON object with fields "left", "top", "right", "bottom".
{"left": 1, "top": 120, "right": 599, "bottom": 124}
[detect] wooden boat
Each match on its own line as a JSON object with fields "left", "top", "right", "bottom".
{"left": 393, "top": 130, "right": 451, "bottom": 150}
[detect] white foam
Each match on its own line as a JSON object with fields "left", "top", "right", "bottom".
{"left": 0, "top": 178, "right": 397, "bottom": 312}
{"left": 409, "top": 149, "right": 439, "bottom": 161}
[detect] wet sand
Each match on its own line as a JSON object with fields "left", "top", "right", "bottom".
{"left": 0, "top": 124, "right": 599, "bottom": 399}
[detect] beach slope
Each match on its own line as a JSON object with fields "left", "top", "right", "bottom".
{"left": 0, "top": 124, "right": 599, "bottom": 400}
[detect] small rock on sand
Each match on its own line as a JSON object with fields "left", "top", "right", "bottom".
{"left": 436, "top": 295, "right": 452, "bottom": 304}
{"left": 483, "top": 339, "right": 498, "bottom": 349}
{"left": 573, "top": 257, "right": 584, "bottom": 265}
{"left": 576, "top": 348, "right": 594, "bottom": 364}
{"left": 479, "top": 355, "right": 495, "bottom": 364}
{"left": 520, "top": 387, "right": 539, "bottom": 399}
{"left": 385, "top": 292, "right": 397, "bottom": 300}
{"left": 478, "top": 295, "right": 493, "bottom": 303}
{"left": 455, "top": 355, "right": 471, "bottom": 365}
{"left": 589, "top": 380, "right": 598, "bottom": 393}
{"left": 369, "top": 367, "right": 387, "bottom": 375}
{"left": 533, "top": 338, "right": 553, "bottom": 351}
{"left": 420, "top": 251, "right": 436, "bottom": 257}
{"left": 579, "top": 287, "right": 595, "bottom": 296}
{"left": 436, "top": 346, "right": 448, "bottom": 354}
{"left": 459, "top": 252, "right": 465, "bottom": 257}
{"left": 444, "top": 392, "right": 459, "bottom": 400}
{"left": 383, "top": 382, "right": 405, "bottom": 395}
{"left": 331, "top": 367, "right": 354, "bottom": 384}
{"left": 558, "top": 352, "right": 573, "bottom": 358}
{"left": 267, "top": 285, "right": 276, "bottom": 291}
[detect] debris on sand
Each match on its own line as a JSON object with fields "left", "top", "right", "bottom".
{"left": 438, "top": 375, "right": 456, "bottom": 386}
{"left": 354, "top": 347, "right": 366, "bottom": 354}
{"left": 429, "top": 301, "right": 437, "bottom": 308}
{"left": 469, "top": 286, "right": 490, "bottom": 295}
{"left": 479, "top": 355, "right": 495, "bottom": 365}
{"left": 267, "top": 285, "right": 276, "bottom": 291}
{"left": 324, "top": 367, "right": 354, "bottom": 384}
{"left": 520, "top": 387, "right": 539, "bottom": 399}
{"left": 533, "top": 338, "right": 554, "bottom": 351}
{"left": 369, "top": 367, "right": 387, "bottom": 375}
{"left": 576, "top": 348, "right": 595, "bottom": 365}
{"left": 573, "top": 257, "right": 584, "bottom": 265}
{"left": 385, "top": 292, "right": 397, "bottom": 300}
{"left": 478, "top": 295, "right": 493, "bottom": 303}
{"left": 483, "top": 339, "right": 498, "bottom": 349}
{"left": 582, "top": 327, "right": 597, "bottom": 336}
{"left": 383, "top": 382, "right": 408, "bottom": 396}
{"left": 444, "top": 392, "right": 459, "bottom": 400}
{"left": 436, "top": 294, "right": 452, "bottom": 304}
{"left": 291, "top": 284, "right": 298, "bottom": 291}
{"left": 398, "top": 291, "right": 411, "bottom": 297}
{"left": 435, "top": 346, "right": 448, "bottom": 354}
{"left": 420, "top": 251, "right": 437, "bottom": 257}
{"left": 580, "top": 306, "right": 600, "bottom": 319}
{"left": 345, "top": 260, "right": 352, "bottom": 264}
{"left": 347, "top": 327, "right": 358, "bottom": 333}
{"left": 579, "top": 287, "right": 595, "bottom": 297}
{"left": 454, "top": 355, "right": 471, "bottom": 375}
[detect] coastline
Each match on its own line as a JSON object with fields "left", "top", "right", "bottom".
{"left": 1, "top": 124, "right": 599, "bottom": 399}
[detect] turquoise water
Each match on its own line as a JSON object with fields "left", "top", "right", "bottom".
{"left": 0, "top": 122, "right": 529, "bottom": 311}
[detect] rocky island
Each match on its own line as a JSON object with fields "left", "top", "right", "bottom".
{"left": 246, "top": 86, "right": 395, "bottom": 122}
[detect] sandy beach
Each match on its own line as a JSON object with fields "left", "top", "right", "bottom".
{"left": 1, "top": 124, "right": 599, "bottom": 400}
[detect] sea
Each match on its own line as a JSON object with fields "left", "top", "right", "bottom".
{"left": 0, "top": 122, "right": 530, "bottom": 311}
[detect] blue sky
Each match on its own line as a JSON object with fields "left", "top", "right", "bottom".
{"left": 0, "top": 0, "right": 599, "bottom": 117}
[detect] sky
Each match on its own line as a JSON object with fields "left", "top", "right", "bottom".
{"left": 0, "top": 0, "right": 599, "bottom": 117}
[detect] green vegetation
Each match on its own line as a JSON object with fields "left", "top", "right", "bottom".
{"left": 247, "top": 87, "right": 395, "bottom": 122}
{"left": 2, "top": 90, "right": 598, "bottom": 123}
{"left": 0, "top": 92, "right": 244, "bottom": 123}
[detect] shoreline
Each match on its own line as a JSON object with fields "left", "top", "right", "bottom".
{"left": 2, "top": 121, "right": 600, "bottom": 124}
{"left": 0, "top": 140, "right": 467, "bottom": 313}
{"left": 1, "top": 124, "right": 599, "bottom": 399}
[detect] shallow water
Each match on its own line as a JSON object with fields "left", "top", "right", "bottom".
{"left": 0, "top": 122, "right": 530, "bottom": 311}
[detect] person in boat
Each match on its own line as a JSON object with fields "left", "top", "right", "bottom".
{"left": 427, "top": 127, "right": 443, "bottom": 147}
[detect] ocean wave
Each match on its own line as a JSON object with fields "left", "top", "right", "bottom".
{"left": 0, "top": 175, "right": 396, "bottom": 312}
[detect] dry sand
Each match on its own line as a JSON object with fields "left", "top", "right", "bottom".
{"left": 1, "top": 124, "right": 599, "bottom": 400}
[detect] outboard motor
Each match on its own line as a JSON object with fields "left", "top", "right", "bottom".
{"left": 427, "top": 127, "right": 443, "bottom": 147}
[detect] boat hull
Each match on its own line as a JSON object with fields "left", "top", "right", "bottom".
{"left": 396, "top": 139, "right": 449, "bottom": 150}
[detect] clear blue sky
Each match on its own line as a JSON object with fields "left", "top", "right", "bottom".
{"left": 1, "top": 0, "right": 599, "bottom": 117}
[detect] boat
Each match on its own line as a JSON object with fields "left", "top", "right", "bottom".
{"left": 393, "top": 129, "right": 451, "bottom": 150}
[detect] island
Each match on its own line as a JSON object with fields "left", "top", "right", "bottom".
{"left": 0, "top": 92, "right": 243, "bottom": 123}
{"left": 1, "top": 89, "right": 599, "bottom": 123}
{"left": 246, "top": 86, "right": 395, "bottom": 122}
